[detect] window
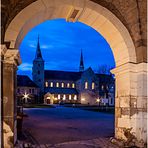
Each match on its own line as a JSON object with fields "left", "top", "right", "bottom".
{"left": 50, "top": 82, "right": 53, "bottom": 87}
{"left": 29, "top": 89, "right": 31, "bottom": 93}
{"left": 38, "top": 64, "right": 40, "bottom": 67}
{"left": 61, "top": 83, "right": 64, "bottom": 88}
{"left": 92, "top": 82, "right": 95, "bottom": 90}
{"left": 58, "top": 94, "right": 60, "bottom": 100}
{"left": 74, "top": 95, "right": 77, "bottom": 100}
{"left": 85, "top": 82, "right": 88, "bottom": 89}
{"left": 56, "top": 82, "right": 59, "bottom": 87}
{"left": 69, "top": 95, "right": 72, "bottom": 100}
{"left": 32, "top": 89, "right": 34, "bottom": 94}
{"left": 38, "top": 71, "right": 40, "bottom": 74}
{"left": 102, "top": 85, "right": 104, "bottom": 90}
{"left": 45, "top": 81, "right": 48, "bottom": 87}
{"left": 63, "top": 94, "right": 66, "bottom": 100}
{"left": 38, "top": 79, "right": 41, "bottom": 82}
{"left": 72, "top": 83, "right": 75, "bottom": 88}
{"left": 67, "top": 83, "right": 70, "bottom": 88}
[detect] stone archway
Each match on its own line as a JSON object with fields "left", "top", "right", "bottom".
{"left": 1, "top": 0, "right": 147, "bottom": 146}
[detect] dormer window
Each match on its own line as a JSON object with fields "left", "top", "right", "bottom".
{"left": 85, "top": 82, "right": 88, "bottom": 89}
{"left": 92, "top": 82, "right": 95, "bottom": 90}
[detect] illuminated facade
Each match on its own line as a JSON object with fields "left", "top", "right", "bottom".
{"left": 16, "top": 75, "right": 40, "bottom": 104}
{"left": 32, "top": 38, "right": 115, "bottom": 105}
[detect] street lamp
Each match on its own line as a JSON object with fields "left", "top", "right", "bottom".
{"left": 22, "top": 92, "right": 30, "bottom": 104}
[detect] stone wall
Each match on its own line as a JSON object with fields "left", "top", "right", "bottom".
{"left": 1, "top": 0, "right": 147, "bottom": 63}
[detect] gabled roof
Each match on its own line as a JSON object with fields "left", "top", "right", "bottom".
{"left": 17, "top": 75, "right": 39, "bottom": 88}
{"left": 44, "top": 87, "right": 78, "bottom": 94}
{"left": 44, "top": 70, "right": 82, "bottom": 81}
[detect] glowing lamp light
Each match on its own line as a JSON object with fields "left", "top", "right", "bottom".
{"left": 22, "top": 92, "right": 29, "bottom": 99}
{"left": 54, "top": 98, "right": 57, "bottom": 101}
{"left": 96, "top": 98, "right": 100, "bottom": 103}
{"left": 22, "top": 92, "right": 30, "bottom": 103}
{"left": 81, "top": 98, "right": 85, "bottom": 101}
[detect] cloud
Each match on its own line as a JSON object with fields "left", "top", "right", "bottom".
{"left": 18, "top": 63, "right": 32, "bottom": 71}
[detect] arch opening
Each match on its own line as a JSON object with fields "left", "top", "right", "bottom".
{"left": 3, "top": 0, "right": 147, "bottom": 146}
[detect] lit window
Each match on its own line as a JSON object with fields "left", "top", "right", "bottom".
{"left": 67, "top": 83, "right": 70, "bottom": 88}
{"left": 58, "top": 94, "right": 60, "bottom": 100}
{"left": 61, "top": 83, "right": 64, "bottom": 88}
{"left": 56, "top": 82, "right": 59, "bottom": 87}
{"left": 45, "top": 81, "right": 48, "bottom": 87}
{"left": 102, "top": 85, "right": 104, "bottom": 90}
{"left": 63, "top": 94, "right": 66, "bottom": 100}
{"left": 69, "top": 95, "right": 72, "bottom": 100}
{"left": 72, "top": 83, "right": 75, "bottom": 88}
{"left": 50, "top": 82, "right": 53, "bottom": 87}
{"left": 85, "top": 82, "right": 88, "bottom": 89}
{"left": 74, "top": 95, "right": 77, "bottom": 100}
{"left": 92, "top": 82, "right": 95, "bottom": 90}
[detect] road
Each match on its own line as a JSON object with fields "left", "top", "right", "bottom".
{"left": 23, "top": 106, "right": 114, "bottom": 145}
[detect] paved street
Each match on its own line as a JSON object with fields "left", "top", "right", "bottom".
{"left": 23, "top": 106, "right": 115, "bottom": 146}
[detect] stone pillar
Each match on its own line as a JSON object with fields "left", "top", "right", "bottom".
{"left": 2, "top": 46, "right": 21, "bottom": 146}
{"left": 111, "top": 62, "right": 147, "bottom": 144}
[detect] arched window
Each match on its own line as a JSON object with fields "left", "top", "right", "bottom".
{"left": 56, "top": 82, "right": 59, "bottom": 87}
{"left": 58, "top": 94, "right": 60, "bottom": 100}
{"left": 50, "top": 82, "right": 53, "bottom": 87}
{"left": 85, "top": 82, "right": 88, "bottom": 89}
{"left": 74, "top": 95, "right": 77, "bottom": 100}
{"left": 69, "top": 95, "right": 72, "bottom": 100}
{"left": 67, "top": 83, "right": 70, "bottom": 88}
{"left": 72, "top": 83, "right": 75, "bottom": 88}
{"left": 61, "top": 83, "right": 64, "bottom": 88}
{"left": 63, "top": 94, "right": 66, "bottom": 100}
{"left": 45, "top": 81, "right": 48, "bottom": 87}
{"left": 92, "top": 82, "right": 95, "bottom": 90}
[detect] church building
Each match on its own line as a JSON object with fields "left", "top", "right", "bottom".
{"left": 32, "top": 37, "right": 115, "bottom": 106}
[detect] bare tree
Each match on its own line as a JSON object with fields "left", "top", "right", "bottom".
{"left": 97, "top": 65, "right": 113, "bottom": 75}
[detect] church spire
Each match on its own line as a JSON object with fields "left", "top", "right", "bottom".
{"left": 79, "top": 49, "right": 84, "bottom": 72}
{"left": 35, "top": 35, "right": 43, "bottom": 59}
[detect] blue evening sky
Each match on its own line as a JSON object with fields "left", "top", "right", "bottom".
{"left": 17, "top": 19, "right": 115, "bottom": 79}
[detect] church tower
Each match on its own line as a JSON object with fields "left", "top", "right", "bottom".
{"left": 79, "top": 49, "right": 84, "bottom": 72}
{"left": 32, "top": 36, "right": 44, "bottom": 92}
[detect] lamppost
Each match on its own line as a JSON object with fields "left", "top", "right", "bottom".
{"left": 22, "top": 92, "right": 30, "bottom": 104}
{"left": 96, "top": 98, "right": 100, "bottom": 106}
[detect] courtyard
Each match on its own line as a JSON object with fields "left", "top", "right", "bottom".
{"left": 22, "top": 106, "right": 114, "bottom": 146}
